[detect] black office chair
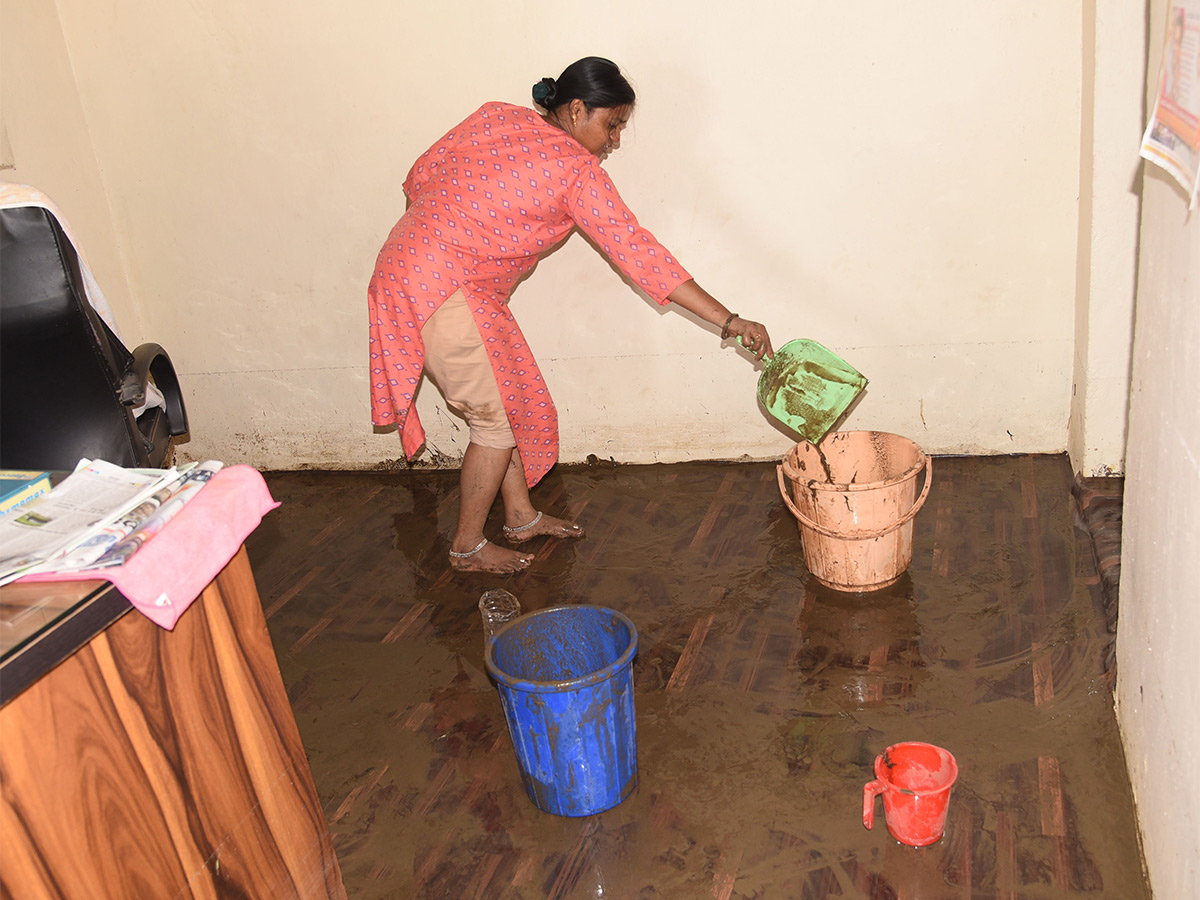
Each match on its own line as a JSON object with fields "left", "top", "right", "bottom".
{"left": 0, "top": 205, "right": 189, "bottom": 471}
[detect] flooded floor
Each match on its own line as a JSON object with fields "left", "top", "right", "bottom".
{"left": 245, "top": 454, "right": 1148, "bottom": 899}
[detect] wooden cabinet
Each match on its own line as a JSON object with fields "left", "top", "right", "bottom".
{"left": 0, "top": 547, "right": 346, "bottom": 899}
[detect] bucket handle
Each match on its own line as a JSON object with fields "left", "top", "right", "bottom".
{"left": 776, "top": 455, "right": 932, "bottom": 541}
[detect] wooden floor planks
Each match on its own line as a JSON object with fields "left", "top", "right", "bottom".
{"left": 245, "top": 455, "right": 1147, "bottom": 900}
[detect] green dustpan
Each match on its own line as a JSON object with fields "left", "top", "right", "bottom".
{"left": 751, "top": 338, "right": 867, "bottom": 444}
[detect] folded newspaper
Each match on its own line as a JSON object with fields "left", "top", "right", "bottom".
{"left": 0, "top": 458, "right": 224, "bottom": 587}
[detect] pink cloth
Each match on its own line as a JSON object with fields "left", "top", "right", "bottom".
{"left": 20, "top": 466, "right": 279, "bottom": 630}
{"left": 368, "top": 102, "right": 691, "bottom": 487}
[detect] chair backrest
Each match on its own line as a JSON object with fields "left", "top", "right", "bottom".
{"left": 0, "top": 205, "right": 151, "bottom": 470}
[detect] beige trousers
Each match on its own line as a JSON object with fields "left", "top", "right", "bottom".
{"left": 421, "top": 290, "right": 517, "bottom": 450}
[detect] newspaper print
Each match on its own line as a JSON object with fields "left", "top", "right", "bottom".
{"left": 1141, "top": 0, "right": 1200, "bottom": 207}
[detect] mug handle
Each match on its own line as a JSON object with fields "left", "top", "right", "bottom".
{"left": 863, "top": 779, "right": 885, "bottom": 829}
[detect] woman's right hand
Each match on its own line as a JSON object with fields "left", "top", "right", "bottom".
{"left": 726, "top": 316, "right": 774, "bottom": 361}
{"left": 665, "top": 280, "right": 774, "bottom": 361}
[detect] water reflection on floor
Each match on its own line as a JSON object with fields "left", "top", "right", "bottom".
{"left": 246, "top": 454, "right": 1148, "bottom": 899}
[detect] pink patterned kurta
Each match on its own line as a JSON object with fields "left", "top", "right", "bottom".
{"left": 368, "top": 102, "right": 691, "bottom": 487}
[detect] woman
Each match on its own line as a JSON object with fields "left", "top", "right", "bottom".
{"left": 368, "top": 57, "right": 773, "bottom": 574}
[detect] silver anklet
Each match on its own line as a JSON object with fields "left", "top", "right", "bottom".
{"left": 502, "top": 511, "right": 543, "bottom": 537}
{"left": 448, "top": 537, "right": 488, "bottom": 559}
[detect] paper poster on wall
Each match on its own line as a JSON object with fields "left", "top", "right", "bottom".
{"left": 1140, "top": 0, "right": 1200, "bottom": 208}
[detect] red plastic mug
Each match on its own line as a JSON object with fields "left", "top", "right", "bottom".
{"left": 863, "top": 742, "right": 958, "bottom": 847}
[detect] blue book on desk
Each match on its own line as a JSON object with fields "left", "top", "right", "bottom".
{"left": 0, "top": 471, "right": 52, "bottom": 516}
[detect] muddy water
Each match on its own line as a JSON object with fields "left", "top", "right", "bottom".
{"left": 248, "top": 455, "right": 1149, "bottom": 900}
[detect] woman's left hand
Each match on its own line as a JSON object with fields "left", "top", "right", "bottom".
{"left": 727, "top": 316, "right": 774, "bottom": 361}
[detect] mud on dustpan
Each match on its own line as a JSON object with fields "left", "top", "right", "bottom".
{"left": 754, "top": 338, "right": 867, "bottom": 444}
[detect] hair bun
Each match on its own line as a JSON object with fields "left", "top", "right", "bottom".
{"left": 531, "top": 77, "right": 558, "bottom": 107}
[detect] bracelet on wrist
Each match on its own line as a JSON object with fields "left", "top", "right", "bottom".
{"left": 721, "top": 312, "right": 739, "bottom": 340}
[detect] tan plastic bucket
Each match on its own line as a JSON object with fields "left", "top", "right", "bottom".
{"left": 776, "top": 431, "right": 932, "bottom": 592}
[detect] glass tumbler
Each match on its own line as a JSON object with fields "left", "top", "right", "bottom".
{"left": 479, "top": 589, "right": 522, "bottom": 645}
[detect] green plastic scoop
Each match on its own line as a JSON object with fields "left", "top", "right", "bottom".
{"left": 750, "top": 338, "right": 867, "bottom": 444}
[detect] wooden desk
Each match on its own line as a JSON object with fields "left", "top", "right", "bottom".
{"left": 0, "top": 547, "right": 346, "bottom": 899}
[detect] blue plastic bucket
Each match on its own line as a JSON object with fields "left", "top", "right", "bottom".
{"left": 485, "top": 604, "right": 638, "bottom": 817}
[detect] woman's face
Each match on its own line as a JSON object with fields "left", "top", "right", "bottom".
{"left": 566, "top": 102, "right": 632, "bottom": 161}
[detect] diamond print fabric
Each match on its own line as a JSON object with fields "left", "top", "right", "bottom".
{"left": 367, "top": 102, "right": 690, "bottom": 487}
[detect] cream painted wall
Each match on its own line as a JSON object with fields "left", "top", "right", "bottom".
{"left": 40, "top": 1, "right": 1084, "bottom": 470}
{"left": 1118, "top": 174, "right": 1200, "bottom": 899}
{"left": 1116, "top": 7, "right": 1200, "bottom": 896}
{"left": 0, "top": 0, "right": 139, "bottom": 339}
{"left": 1068, "top": 0, "right": 1144, "bottom": 478}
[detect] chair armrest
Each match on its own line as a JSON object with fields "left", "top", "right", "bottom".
{"left": 122, "top": 343, "right": 190, "bottom": 437}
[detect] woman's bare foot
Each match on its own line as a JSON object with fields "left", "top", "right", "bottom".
{"left": 448, "top": 538, "right": 533, "bottom": 574}
{"left": 502, "top": 511, "right": 585, "bottom": 544}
